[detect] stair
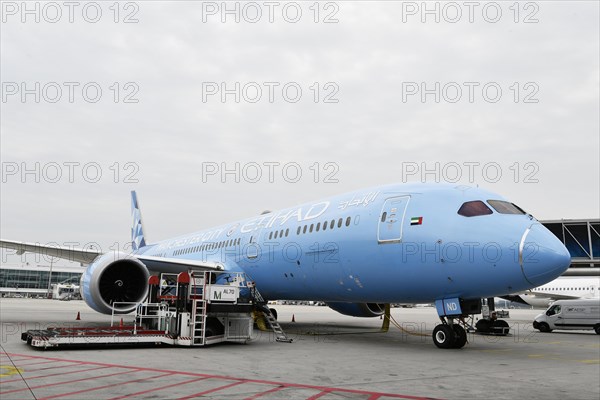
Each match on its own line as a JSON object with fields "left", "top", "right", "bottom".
{"left": 261, "top": 306, "right": 293, "bottom": 343}
{"left": 192, "top": 300, "right": 206, "bottom": 345}
{"left": 251, "top": 285, "right": 293, "bottom": 343}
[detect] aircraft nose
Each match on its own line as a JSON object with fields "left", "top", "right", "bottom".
{"left": 520, "top": 223, "right": 571, "bottom": 286}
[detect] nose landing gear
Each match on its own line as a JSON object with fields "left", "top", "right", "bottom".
{"left": 432, "top": 319, "right": 468, "bottom": 349}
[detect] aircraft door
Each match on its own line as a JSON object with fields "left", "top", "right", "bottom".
{"left": 246, "top": 225, "right": 266, "bottom": 260}
{"left": 378, "top": 196, "right": 410, "bottom": 243}
{"left": 246, "top": 233, "right": 261, "bottom": 259}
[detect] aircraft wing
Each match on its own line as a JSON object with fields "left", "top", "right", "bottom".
{"left": 135, "top": 255, "right": 225, "bottom": 273}
{"left": 0, "top": 239, "right": 101, "bottom": 265}
{"left": 526, "top": 290, "right": 580, "bottom": 300}
{"left": 1, "top": 239, "right": 226, "bottom": 273}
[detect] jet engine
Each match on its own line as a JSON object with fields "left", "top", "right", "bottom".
{"left": 327, "top": 302, "right": 387, "bottom": 317}
{"left": 80, "top": 251, "right": 149, "bottom": 314}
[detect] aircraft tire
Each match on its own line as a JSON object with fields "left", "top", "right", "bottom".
{"left": 452, "top": 325, "right": 467, "bottom": 349}
{"left": 269, "top": 308, "right": 278, "bottom": 320}
{"left": 492, "top": 319, "right": 510, "bottom": 336}
{"left": 433, "top": 325, "right": 456, "bottom": 349}
{"left": 475, "top": 319, "right": 491, "bottom": 333}
{"left": 594, "top": 324, "right": 600, "bottom": 335}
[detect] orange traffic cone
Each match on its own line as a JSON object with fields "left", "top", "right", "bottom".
{"left": 76, "top": 312, "right": 81, "bottom": 320}
{"left": 292, "top": 314, "right": 295, "bottom": 322}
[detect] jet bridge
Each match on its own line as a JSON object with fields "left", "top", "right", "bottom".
{"left": 21, "top": 270, "right": 291, "bottom": 349}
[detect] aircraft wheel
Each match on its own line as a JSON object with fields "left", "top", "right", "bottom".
{"left": 269, "top": 308, "right": 278, "bottom": 320}
{"left": 537, "top": 322, "right": 552, "bottom": 333}
{"left": 492, "top": 319, "right": 510, "bottom": 336}
{"left": 433, "top": 324, "right": 456, "bottom": 349}
{"left": 593, "top": 324, "right": 600, "bottom": 335}
{"left": 475, "top": 319, "right": 491, "bottom": 333}
{"left": 452, "top": 325, "right": 467, "bottom": 349}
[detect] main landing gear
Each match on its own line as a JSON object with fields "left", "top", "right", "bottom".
{"left": 432, "top": 317, "right": 467, "bottom": 349}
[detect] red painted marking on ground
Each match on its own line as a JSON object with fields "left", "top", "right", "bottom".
{"left": 244, "top": 385, "right": 285, "bottom": 399}
{"left": 106, "top": 376, "right": 211, "bottom": 400}
{"left": 21, "top": 362, "right": 88, "bottom": 373}
{"left": 37, "top": 372, "right": 174, "bottom": 400}
{"left": 2, "top": 365, "right": 109, "bottom": 383}
{"left": 1, "top": 356, "right": 34, "bottom": 362}
{"left": 9, "top": 359, "right": 64, "bottom": 367}
{"left": 2, "top": 369, "right": 140, "bottom": 394}
{"left": 177, "top": 381, "right": 247, "bottom": 399}
{"left": 306, "top": 389, "right": 333, "bottom": 399}
{"left": 4, "top": 353, "right": 439, "bottom": 400}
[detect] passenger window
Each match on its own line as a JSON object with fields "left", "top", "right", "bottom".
{"left": 381, "top": 212, "right": 387, "bottom": 222}
{"left": 487, "top": 200, "right": 526, "bottom": 215}
{"left": 309, "top": 224, "right": 314, "bottom": 233}
{"left": 457, "top": 201, "right": 493, "bottom": 217}
{"left": 316, "top": 222, "right": 321, "bottom": 231}
{"left": 323, "top": 221, "right": 327, "bottom": 231}
{"left": 303, "top": 225, "right": 308, "bottom": 234}
{"left": 285, "top": 228, "right": 289, "bottom": 237}
{"left": 274, "top": 231, "right": 278, "bottom": 239}
{"left": 330, "top": 220, "right": 335, "bottom": 229}
{"left": 346, "top": 216, "right": 351, "bottom": 227}
{"left": 297, "top": 226, "right": 301, "bottom": 235}
{"left": 269, "top": 232, "right": 273, "bottom": 240}
{"left": 338, "top": 218, "right": 343, "bottom": 228}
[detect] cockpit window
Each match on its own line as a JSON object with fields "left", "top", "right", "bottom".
{"left": 457, "top": 201, "right": 493, "bottom": 217}
{"left": 487, "top": 200, "right": 526, "bottom": 215}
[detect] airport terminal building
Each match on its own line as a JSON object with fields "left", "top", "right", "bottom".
{"left": 0, "top": 263, "right": 82, "bottom": 298}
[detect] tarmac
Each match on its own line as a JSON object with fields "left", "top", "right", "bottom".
{"left": 1, "top": 298, "right": 599, "bottom": 400}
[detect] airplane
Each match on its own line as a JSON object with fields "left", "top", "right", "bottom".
{"left": 503, "top": 276, "right": 600, "bottom": 308}
{"left": 0, "top": 183, "right": 571, "bottom": 349}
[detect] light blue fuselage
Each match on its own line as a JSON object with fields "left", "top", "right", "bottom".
{"left": 137, "top": 183, "right": 570, "bottom": 304}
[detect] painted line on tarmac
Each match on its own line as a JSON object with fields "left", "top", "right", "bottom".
{"left": 5, "top": 352, "right": 440, "bottom": 400}
{"left": 37, "top": 372, "right": 175, "bottom": 400}
{"left": 2, "top": 365, "right": 109, "bottom": 383}
{"left": 105, "top": 376, "right": 212, "bottom": 400}
{"left": 2, "top": 368, "right": 140, "bottom": 395}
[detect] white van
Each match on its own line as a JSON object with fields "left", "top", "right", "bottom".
{"left": 533, "top": 299, "right": 600, "bottom": 334}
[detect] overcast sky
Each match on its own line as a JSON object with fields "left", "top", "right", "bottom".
{"left": 1, "top": 1, "right": 598, "bottom": 265}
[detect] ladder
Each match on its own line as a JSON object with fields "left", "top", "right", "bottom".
{"left": 192, "top": 299, "right": 206, "bottom": 345}
{"left": 262, "top": 306, "right": 293, "bottom": 343}
{"left": 250, "top": 286, "right": 292, "bottom": 343}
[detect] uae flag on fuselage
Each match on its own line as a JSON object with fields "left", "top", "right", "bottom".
{"left": 410, "top": 217, "right": 423, "bottom": 225}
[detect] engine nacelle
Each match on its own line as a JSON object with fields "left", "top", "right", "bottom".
{"left": 327, "top": 302, "right": 387, "bottom": 317}
{"left": 80, "top": 251, "right": 149, "bottom": 314}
